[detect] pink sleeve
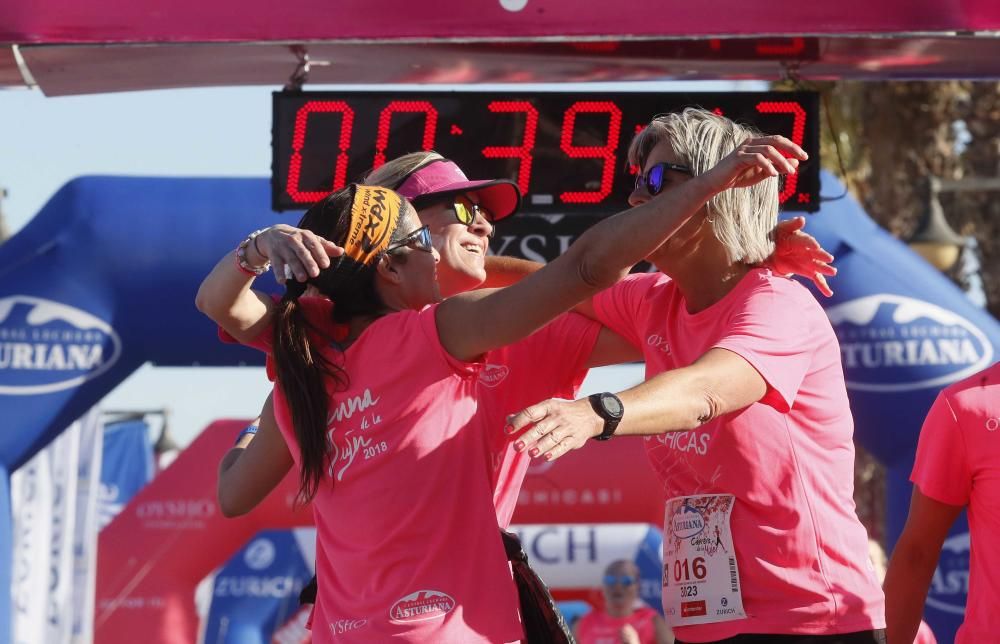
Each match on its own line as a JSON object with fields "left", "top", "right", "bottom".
{"left": 712, "top": 282, "right": 814, "bottom": 413}
{"left": 416, "top": 304, "right": 485, "bottom": 377}
{"left": 911, "top": 390, "right": 972, "bottom": 506}
{"left": 591, "top": 273, "right": 657, "bottom": 349}
{"left": 510, "top": 313, "right": 601, "bottom": 400}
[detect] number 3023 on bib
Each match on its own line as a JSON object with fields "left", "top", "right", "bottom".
{"left": 662, "top": 494, "right": 746, "bottom": 627}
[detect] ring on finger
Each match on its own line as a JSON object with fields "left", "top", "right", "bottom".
{"left": 284, "top": 264, "right": 295, "bottom": 280}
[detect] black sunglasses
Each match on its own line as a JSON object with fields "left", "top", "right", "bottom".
{"left": 634, "top": 162, "right": 693, "bottom": 196}
{"left": 386, "top": 225, "right": 435, "bottom": 254}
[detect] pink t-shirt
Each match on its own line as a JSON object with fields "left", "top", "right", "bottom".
{"left": 249, "top": 298, "right": 597, "bottom": 643}
{"left": 477, "top": 315, "right": 599, "bottom": 527}
{"left": 576, "top": 605, "right": 659, "bottom": 644}
{"left": 910, "top": 362, "right": 1000, "bottom": 644}
{"left": 592, "top": 269, "right": 885, "bottom": 642}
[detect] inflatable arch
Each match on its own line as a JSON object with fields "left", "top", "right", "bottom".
{"left": 1, "top": 173, "right": 998, "bottom": 642}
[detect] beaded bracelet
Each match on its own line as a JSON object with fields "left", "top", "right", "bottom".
{"left": 236, "top": 229, "right": 271, "bottom": 276}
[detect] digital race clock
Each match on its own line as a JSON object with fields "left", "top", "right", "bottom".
{"left": 272, "top": 90, "right": 819, "bottom": 213}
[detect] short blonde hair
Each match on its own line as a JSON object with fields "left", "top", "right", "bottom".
{"left": 363, "top": 151, "right": 445, "bottom": 190}
{"left": 628, "top": 108, "right": 778, "bottom": 264}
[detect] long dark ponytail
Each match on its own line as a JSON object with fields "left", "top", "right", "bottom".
{"left": 272, "top": 185, "right": 412, "bottom": 504}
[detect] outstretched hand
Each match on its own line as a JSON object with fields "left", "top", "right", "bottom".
{"left": 255, "top": 225, "right": 344, "bottom": 284}
{"left": 702, "top": 135, "right": 807, "bottom": 193}
{"left": 505, "top": 397, "right": 602, "bottom": 462}
{"left": 769, "top": 217, "right": 837, "bottom": 297}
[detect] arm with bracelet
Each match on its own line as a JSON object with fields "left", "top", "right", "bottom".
{"left": 217, "top": 392, "right": 294, "bottom": 517}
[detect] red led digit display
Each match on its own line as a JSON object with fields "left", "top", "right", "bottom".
{"left": 272, "top": 91, "right": 820, "bottom": 213}
{"left": 286, "top": 100, "right": 355, "bottom": 203}
{"left": 559, "top": 101, "right": 622, "bottom": 204}
{"left": 481, "top": 101, "right": 539, "bottom": 195}
{"left": 756, "top": 101, "right": 807, "bottom": 203}
{"left": 373, "top": 101, "right": 438, "bottom": 170}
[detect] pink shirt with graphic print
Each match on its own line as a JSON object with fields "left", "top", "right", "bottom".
{"left": 592, "top": 269, "right": 885, "bottom": 642}
{"left": 911, "top": 362, "right": 1000, "bottom": 644}
{"left": 246, "top": 297, "right": 598, "bottom": 643}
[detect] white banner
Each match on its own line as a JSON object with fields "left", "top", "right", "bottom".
{"left": 11, "top": 453, "right": 53, "bottom": 644}
{"left": 72, "top": 409, "right": 103, "bottom": 644}
{"left": 10, "top": 409, "right": 103, "bottom": 644}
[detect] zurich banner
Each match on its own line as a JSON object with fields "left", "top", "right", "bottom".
{"left": 202, "top": 529, "right": 314, "bottom": 643}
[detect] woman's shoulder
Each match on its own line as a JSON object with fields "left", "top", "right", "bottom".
{"left": 742, "top": 269, "right": 822, "bottom": 306}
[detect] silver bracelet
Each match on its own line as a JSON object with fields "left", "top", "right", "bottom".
{"left": 236, "top": 229, "right": 272, "bottom": 276}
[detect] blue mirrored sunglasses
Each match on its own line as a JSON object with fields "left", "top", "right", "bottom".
{"left": 386, "top": 225, "right": 434, "bottom": 254}
{"left": 603, "top": 574, "right": 636, "bottom": 587}
{"left": 634, "top": 162, "right": 693, "bottom": 196}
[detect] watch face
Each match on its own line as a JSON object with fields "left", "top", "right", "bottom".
{"left": 602, "top": 394, "right": 623, "bottom": 418}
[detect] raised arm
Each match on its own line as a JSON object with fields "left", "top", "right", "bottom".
{"left": 195, "top": 224, "right": 343, "bottom": 343}
{"left": 481, "top": 216, "right": 835, "bottom": 325}
{"left": 437, "top": 136, "right": 807, "bottom": 361}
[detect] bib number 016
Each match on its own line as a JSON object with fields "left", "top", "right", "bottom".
{"left": 672, "top": 556, "right": 707, "bottom": 584}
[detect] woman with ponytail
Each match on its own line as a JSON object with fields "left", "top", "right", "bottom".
{"left": 198, "top": 135, "right": 809, "bottom": 642}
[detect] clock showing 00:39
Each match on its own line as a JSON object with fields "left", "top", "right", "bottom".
{"left": 272, "top": 90, "right": 819, "bottom": 214}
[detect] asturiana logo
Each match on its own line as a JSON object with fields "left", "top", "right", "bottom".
{"left": 389, "top": 590, "right": 456, "bottom": 623}
{"left": 827, "top": 294, "right": 993, "bottom": 392}
{"left": 479, "top": 364, "right": 510, "bottom": 388}
{"left": 926, "top": 531, "right": 969, "bottom": 615}
{"left": 0, "top": 295, "right": 121, "bottom": 395}
{"left": 670, "top": 503, "right": 706, "bottom": 539}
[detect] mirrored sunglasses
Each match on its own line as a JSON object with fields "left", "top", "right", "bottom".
{"left": 386, "top": 225, "right": 435, "bottom": 254}
{"left": 634, "top": 162, "right": 693, "bottom": 197}
{"left": 453, "top": 196, "right": 495, "bottom": 237}
{"left": 603, "top": 574, "right": 636, "bottom": 587}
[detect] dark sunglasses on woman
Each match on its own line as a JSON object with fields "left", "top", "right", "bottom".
{"left": 634, "top": 161, "right": 693, "bottom": 197}
{"left": 386, "top": 225, "right": 435, "bottom": 254}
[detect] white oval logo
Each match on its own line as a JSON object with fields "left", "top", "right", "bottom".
{"left": 670, "top": 503, "right": 706, "bottom": 539}
{"left": 479, "top": 364, "right": 510, "bottom": 388}
{"left": 925, "top": 531, "right": 969, "bottom": 615}
{"left": 243, "top": 538, "right": 276, "bottom": 571}
{"left": 827, "top": 294, "right": 993, "bottom": 392}
{"left": 389, "top": 590, "right": 455, "bottom": 623}
{"left": 0, "top": 295, "right": 122, "bottom": 395}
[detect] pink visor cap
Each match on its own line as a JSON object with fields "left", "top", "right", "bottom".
{"left": 395, "top": 160, "right": 522, "bottom": 222}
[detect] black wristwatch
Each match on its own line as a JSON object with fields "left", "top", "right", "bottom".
{"left": 588, "top": 392, "right": 624, "bottom": 441}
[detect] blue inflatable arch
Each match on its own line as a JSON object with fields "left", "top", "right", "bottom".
{"left": 0, "top": 172, "right": 997, "bottom": 642}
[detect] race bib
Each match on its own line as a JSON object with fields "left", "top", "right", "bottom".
{"left": 662, "top": 494, "right": 746, "bottom": 626}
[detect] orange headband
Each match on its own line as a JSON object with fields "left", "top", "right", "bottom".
{"left": 344, "top": 185, "right": 404, "bottom": 265}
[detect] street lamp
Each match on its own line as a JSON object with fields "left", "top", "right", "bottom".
{"left": 907, "top": 178, "right": 965, "bottom": 271}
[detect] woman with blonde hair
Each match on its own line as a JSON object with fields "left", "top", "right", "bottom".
{"left": 509, "top": 108, "right": 885, "bottom": 644}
